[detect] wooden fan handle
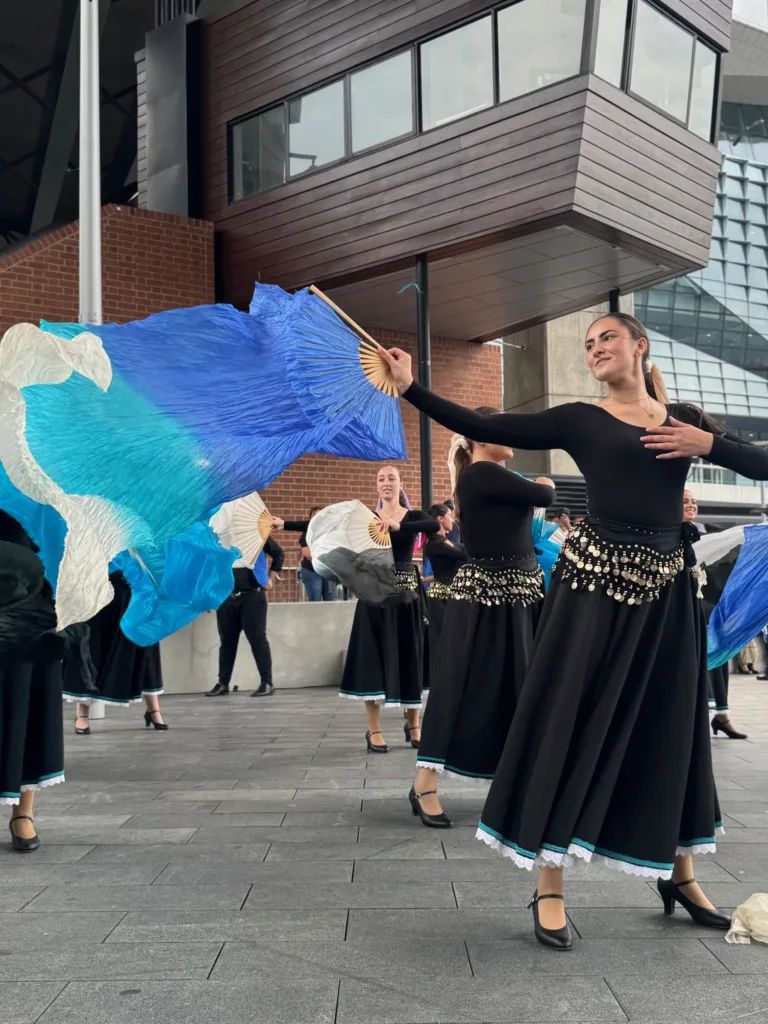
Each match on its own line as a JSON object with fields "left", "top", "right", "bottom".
{"left": 309, "top": 285, "right": 380, "bottom": 353}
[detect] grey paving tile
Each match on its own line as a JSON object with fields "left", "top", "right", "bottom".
{"left": 454, "top": 880, "right": 659, "bottom": 909}
{"left": 266, "top": 840, "right": 444, "bottom": 861}
{"left": 0, "top": 912, "right": 124, "bottom": 950}
{"left": 336, "top": 976, "right": 624, "bottom": 1023}
{"left": 54, "top": 801, "right": 220, "bottom": 815}
{"left": 714, "top": 844, "right": 768, "bottom": 880}
{"left": 21, "top": 884, "right": 249, "bottom": 913}
{"left": 352, "top": 859, "right": 530, "bottom": 882}
{"left": 468, "top": 937, "right": 727, "bottom": 976}
{"left": 211, "top": 937, "right": 471, "bottom": 981}
{"left": 78, "top": 843, "right": 270, "bottom": 864}
{"left": 0, "top": 982, "right": 66, "bottom": 1024}
{"left": 31, "top": 827, "right": 197, "bottom": 845}
{"left": 0, "top": 864, "right": 164, "bottom": 885}
{"left": 606, "top": 975, "right": 768, "bottom": 1021}
{"left": 0, "top": 889, "right": 46, "bottom": 913}
{"left": 0, "top": 943, "right": 221, "bottom": 981}
{"left": 36, "top": 978, "right": 338, "bottom": 1024}
{"left": 154, "top": 861, "right": 352, "bottom": 884}
{"left": 34, "top": 814, "right": 132, "bottom": 829}
{"left": 722, "top": 811, "right": 768, "bottom": 826}
{"left": 119, "top": 813, "right": 285, "bottom": 828}
{"left": 279, "top": 811, "right": 364, "bottom": 827}
{"left": 189, "top": 826, "right": 356, "bottom": 845}
{"left": 347, "top": 908, "right": 533, "bottom": 941}
{"left": 106, "top": 909, "right": 348, "bottom": 943}
{"left": 718, "top": 828, "right": 768, "bottom": 844}
{"left": 0, "top": 846, "right": 92, "bottom": 864}
{"left": 567, "top": 907, "right": 735, "bottom": 939}
{"left": 243, "top": 880, "right": 456, "bottom": 910}
{"left": 703, "top": 937, "right": 768, "bottom": 973}
{"left": 156, "top": 789, "right": 298, "bottom": 803}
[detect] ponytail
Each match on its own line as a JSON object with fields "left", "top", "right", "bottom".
{"left": 643, "top": 359, "right": 669, "bottom": 405}
{"left": 447, "top": 405, "right": 502, "bottom": 511}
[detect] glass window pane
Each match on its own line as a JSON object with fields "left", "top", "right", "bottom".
{"left": 420, "top": 17, "right": 493, "bottom": 129}
{"left": 594, "top": 0, "right": 629, "bottom": 86}
{"left": 231, "top": 106, "right": 286, "bottom": 200}
{"left": 725, "top": 219, "right": 746, "bottom": 241}
{"left": 498, "top": 0, "right": 586, "bottom": 101}
{"left": 688, "top": 40, "right": 717, "bottom": 140}
{"left": 751, "top": 203, "right": 768, "bottom": 225}
{"left": 727, "top": 241, "right": 747, "bottom": 262}
{"left": 750, "top": 224, "right": 768, "bottom": 245}
{"left": 748, "top": 181, "right": 766, "bottom": 203}
{"left": 629, "top": 0, "right": 693, "bottom": 123}
{"left": 724, "top": 175, "right": 745, "bottom": 198}
{"left": 288, "top": 81, "right": 345, "bottom": 177}
{"left": 351, "top": 51, "right": 413, "bottom": 153}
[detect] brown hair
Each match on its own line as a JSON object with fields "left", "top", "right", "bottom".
{"left": 449, "top": 406, "right": 501, "bottom": 511}
{"left": 590, "top": 313, "right": 724, "bottom": 435}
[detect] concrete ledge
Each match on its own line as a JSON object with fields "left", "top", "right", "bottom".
{"left": 160, "top": 601, "right": 356, "bottom": 693}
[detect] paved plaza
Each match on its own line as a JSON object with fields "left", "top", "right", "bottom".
{"left": 3, "top": 680, "right": 768, "bottom": 1023}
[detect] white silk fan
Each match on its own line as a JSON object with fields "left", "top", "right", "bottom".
{"left": 210, "top": 491, "right": 273, "bottom": 565}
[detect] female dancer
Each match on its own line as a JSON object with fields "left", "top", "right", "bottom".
{"left": 410, "top": 426, "right": 554, "bottom": 827}
{"left": 422, "top": 501, "right": 467, "bottom": 689}
{"left": 686, "top": 490, "right": 748, "bottom": 740}
{"left": 380, "top": 312, "right": 768, "bottom": 949}
{"left": 339, "top": 465, "right": 438, "bottom": 752}
{"left": 0, "top": 511, "right": 66, "bottom": 851}
{"left": 64, "top": 571, "right": 167, "bottom": 733}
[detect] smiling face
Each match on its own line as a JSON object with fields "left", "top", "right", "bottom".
{"left": 683, "top": 489, "right": 698, "bottom": 522}
{"left": 585, "top": 316, "right": 648, "bottom": 385}
{"left": 376, "top": 465, "right": 401, "bottom": 502}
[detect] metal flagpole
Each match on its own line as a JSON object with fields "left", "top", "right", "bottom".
{"left": 79, "top": 0, "right": 102, "bottom": 326}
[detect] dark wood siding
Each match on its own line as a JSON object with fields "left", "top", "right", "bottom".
{"left": 135, "top": 48, "right": 148, "bottom": 210}
{"left": 661, "top": 0, "right": 731, "bottom": 49}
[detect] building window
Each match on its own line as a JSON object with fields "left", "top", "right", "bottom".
{"left": 688, "top": 41, "right": 718, "bottom": 140}
{"left": 419, "top": 16, "right": 493, "bottom": 129}
{"left": 351, "top": 51, "right": 414, "bottom": 153}
{"left": 497, "top": 0, "right": 586, "bottom": 102}
{"left": 629, "top": 1, "right": 693, "bottom": 123}
{"left": 288, "top": 81, "right": 346, "bottom": 177}
{"left": 594, "top": 0, "right": 629, "bottom": 87}
{"left": 231, "top": 107, "right": 286, "bottom": 201}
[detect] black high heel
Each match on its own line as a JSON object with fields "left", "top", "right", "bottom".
{"left": 366, "top": 730, "right": 388, "bottom": 753}
{"left": 9, "top": 816, "right": 40, "bottom": 852}
{"left": 75, "top": 714, "right": 90, "bottom": 736}
{"left": 657, "top": 878, "right": 731, "bottom": 929}
{"left": 144, "top": 710, "right": 169, "bottom": 731}
{"left": 408, "top": 786, "right": 452, "bottom": 828}
{"left": 403, "top": 722, "right": 420, "bottom": 749}
{"left": 528, "top": 891, "right": 572, "bottom": 950}
{"left": 712, "top": 718, "right": 747, "bottom": 740}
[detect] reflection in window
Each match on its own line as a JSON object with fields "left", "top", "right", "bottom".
{"left": 289, "top": 81, "right": 345, "bottom": 177}
{"left": 594, "top": 0, "right": 628, "bottom": 86}
{"left": 420, "top": 17, "right": 493, "bottom": 129}
{"left": 351, "top": 52, "right": 413, "bottom": 153}
{"left": 231, "top": 107, "right": 286, "bottom": 200}
{"left": 688, "top": 41, "right": 717, "bottom": 140}
{"left": 629, "top": 1, "right": 693, "bottom": 123}
{"left": 497, "top": 0, "right": 585, "bottom": 102}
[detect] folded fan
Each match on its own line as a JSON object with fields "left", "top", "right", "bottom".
{"left": 0, "top": 284, "right": 405, "bottom": 629}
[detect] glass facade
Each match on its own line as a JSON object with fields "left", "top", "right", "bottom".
{"left": 229, "top": 0, "right": 718, "bottom": 201}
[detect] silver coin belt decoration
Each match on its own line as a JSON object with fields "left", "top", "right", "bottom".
{"left": 557, "top": 523, "right": 685, "bottom": 604}
{"left": 450, "top": 562, "right": 544, "bottom": 607}
{"left": 394, "top": 565, "right": 419, "bottom": 593}
{"left": 427, "top": 580, "right": 453, "bottom": 601}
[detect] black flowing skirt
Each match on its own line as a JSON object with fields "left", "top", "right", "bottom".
{"left": 0, "top": 660, "right": 65, "bottom": 803}
{"left": 340, "top": 566, "right": 425, "bottom": 708}
{"left": 417, "top": 590, "right": 539, "bottom": 779}
{"left": 62, "top": 572, "right": 163, "bottom": 706}
{"left": 424, "top": 588, "right": 451, "bottom": 693}
{"left": 477, "top": 520, "right": 720, "bottom": 880}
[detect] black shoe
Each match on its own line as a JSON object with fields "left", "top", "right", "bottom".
{"left": 712, "top": 718, "right": 748, "bottom": 740}
{"left": 403, "top": 722, "right": 420, "bottom": 749}
{"left": 205, "top": 683, "right": 230, "bottom": 696}
{"left": 529, "top": 891, "right": 572, "bottom": 950}
{"left": 9, "top": 816, "right": 40, "bottom": 852}
{"left": 758, "top": 674, "right": 768, "bottom": 680}
{"left": 366, "top": 730, "right": 388, "bottom": 753}
{"left": 251, "top": 682, "right": 274, "bottom": 697}
{"left": 74, "top": 715, "right": 90, "bottom": 736}
{"left": 408, "top": 785, "right": 452, "bottom": 828}
{"left": 144, "top": 710, "right": 169, "bottom": 731}
{"left": 657, "top": 878, "right": 731, "bottom": 929}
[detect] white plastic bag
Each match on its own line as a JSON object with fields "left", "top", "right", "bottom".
{"left": 726, "top": 893, "right": 768, "bottom": 944}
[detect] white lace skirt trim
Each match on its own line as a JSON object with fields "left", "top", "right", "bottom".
{"left": 339, "top": 693, "right": 422, "bottom": 708}
{"left": 63, "top": 694, "right": 162, "bottom": 706}
{"left": 1, "top": 774, "right": 66, "bottom": 804}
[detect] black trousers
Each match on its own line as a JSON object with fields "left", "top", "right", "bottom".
{"left": 217, "top": 587, "right": 272, "bottom": 687}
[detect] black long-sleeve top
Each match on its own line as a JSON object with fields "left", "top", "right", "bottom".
{"left": 404, "top": 382, "right": 768, "bottom": 529}
{"left": 455, "top": 461, "right": 555, "bottom": 559}
{"left": 386, "top": 509, "right": 439, "bottom": 563}
{"left": 423, "top": 537, "right": 467, "bottom": 582}
{"left": 282, "top": 520, "right": 312, "bottom": 572}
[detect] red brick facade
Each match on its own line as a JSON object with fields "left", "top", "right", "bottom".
{"left": 0, "top": 206, "right": 501, "bottom": 600}
{"left": 0, "top": 205, "right": 214, "bottom": 334}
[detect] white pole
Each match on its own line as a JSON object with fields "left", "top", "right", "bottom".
{"left": 79, "top": 0, "right": 102, "bottom": 326}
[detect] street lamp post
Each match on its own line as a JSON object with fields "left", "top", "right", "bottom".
{"left": 79, "top": 0, "right": 102, "bottom": 326}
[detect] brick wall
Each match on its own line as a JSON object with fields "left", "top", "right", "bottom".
{"left": 264, "top": 332, "right": 501, "bottom": 600}
{"left": 0, "top": 204, "right": 214, "bottom": 334}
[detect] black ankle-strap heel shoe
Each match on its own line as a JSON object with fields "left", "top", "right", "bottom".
{"left": 529, "top": 891, "right": 572, "bottom": 950}
{"left": 366, "top": 730, "right": 388, "bottom": 753}
{"left": 657, "top": 878, "right": 731, "bottom": 929}
{"left": 408, "top": 786, "right": 452, "bottom": 828}
{"left": 9, "top": 816, "right": 40, "bottom": 852}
